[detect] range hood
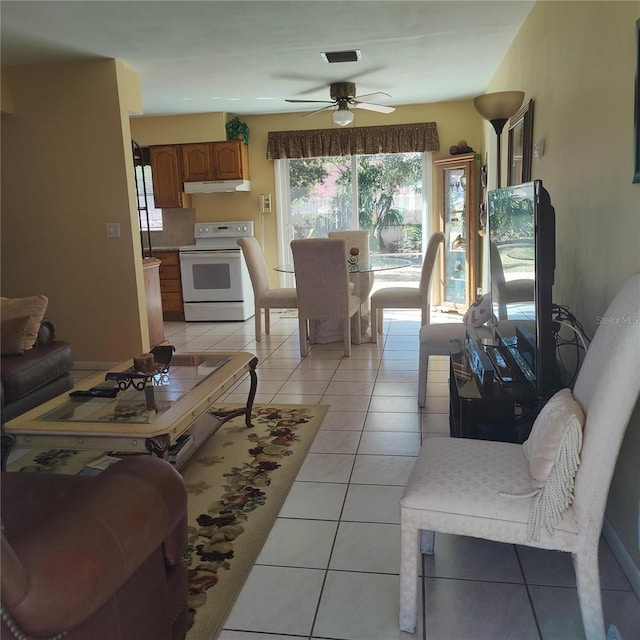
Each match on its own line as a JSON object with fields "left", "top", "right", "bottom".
{"left": 184, "top": 179, "right": 250, "bottom": 194}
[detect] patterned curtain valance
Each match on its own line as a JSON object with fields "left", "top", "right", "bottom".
{"left": 266, "top": 122, "right": 439, "bottom": 159}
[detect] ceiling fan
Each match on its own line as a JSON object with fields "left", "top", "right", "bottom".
{"left": 285, "top": 82, "right": 396, "bottom": 126}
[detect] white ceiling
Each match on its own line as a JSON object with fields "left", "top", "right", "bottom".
{"left": 0, "top": 0, "right": 534, "bottom": 118}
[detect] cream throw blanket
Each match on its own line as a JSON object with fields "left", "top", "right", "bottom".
{"left": 501, "top": 415, "right": 583, "bottom": 541}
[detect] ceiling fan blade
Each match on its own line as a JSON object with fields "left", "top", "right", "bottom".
{"left": 285, "top": 99, "right": 334, "bottom": 104}
{"left": 352, "top": 101, "right": 396, "bottom": 114}
{"left": 302, "top": 104, "right": 336, "bottom": 117}
{"left": 352, "top": 91, "right": 391, "bottom": 103}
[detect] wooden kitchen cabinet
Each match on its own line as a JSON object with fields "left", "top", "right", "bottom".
{"left": 150, "top": 141, "right": 249, "bottom": 206}
{"left": 154, "top": 250, "right": 184, "bottom": 320}
{"left": 182, "top": 141, "right": 249, "bottom": 182}
{"left": 182, "top": 143, "right": 215, "bottom": 182}
{"left": 211, "top": 141, "right": 249, "bottom": 180}
{"left": 434, "top": 153, "right": 480, "bottom": 311}
{"left": 149, "top": 145, "right": 190, "bottom": 209}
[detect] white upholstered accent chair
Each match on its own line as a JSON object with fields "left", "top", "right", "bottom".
{"left": 291, "top": 238, "right": 362, "bottom": 357}
{"left": 370, "top": 231, "right": 444, "bottom": 343}
{"left": 236, "top": 237, "right": 297, "bottom": 342}
{"left": 399, "top": 273, "right": 640, "bottom": 640}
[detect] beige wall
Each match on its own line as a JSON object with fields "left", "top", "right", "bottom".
{"left": 486, "top": 1, "right": 640, "bottom": 570}
{"left": 130, "top": 112, "right": 227, "bottom": 145}
{"left": 1, "top": 59, "right": 148, "bottom": 364}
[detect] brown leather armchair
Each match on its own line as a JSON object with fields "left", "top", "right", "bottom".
{"left": 1, "top": 456, "right": 189, "bottom": 640}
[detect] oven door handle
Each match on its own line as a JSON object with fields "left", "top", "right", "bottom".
{"left": 179, "top": 251, "right": 241, "bottom": 260}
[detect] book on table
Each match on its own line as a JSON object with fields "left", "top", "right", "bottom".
{"left": 82, "top": 434, "right": 195, "bottom": 474}
{"left": 168, "top": 433, "right": 195, "bottom": 463}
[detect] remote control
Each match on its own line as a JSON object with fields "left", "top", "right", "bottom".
{"left": 69, "top": 388, "right": 118, "bottom": 399}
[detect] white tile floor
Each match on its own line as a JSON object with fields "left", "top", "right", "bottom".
{"left": 133, "top": 311, "right": 640, "bottom": 638}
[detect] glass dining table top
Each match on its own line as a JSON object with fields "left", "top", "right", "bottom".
{"left": 275, "top": 256, "right": 412, "bottom": 273}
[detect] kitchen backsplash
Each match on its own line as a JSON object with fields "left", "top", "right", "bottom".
{"left": 143, "top": 208, "right": 196, "bottom": 250}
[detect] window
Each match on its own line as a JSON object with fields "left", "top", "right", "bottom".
{"left": 135, "top": 156, "right": 163, "bottom": 231}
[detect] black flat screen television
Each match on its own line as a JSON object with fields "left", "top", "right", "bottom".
{"left": 487, "top": 179, "right": 559, "bottom": 398}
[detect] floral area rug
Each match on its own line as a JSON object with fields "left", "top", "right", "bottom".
{"left": 6, "top": 403, "right": 328, "bottom": 640}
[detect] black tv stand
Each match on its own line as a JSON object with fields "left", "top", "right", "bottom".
{"left": 449, "top": 329, "right": 542, "bottom": 443}
{"left": 449, "top": 351, "right": 519, "bottom": 442}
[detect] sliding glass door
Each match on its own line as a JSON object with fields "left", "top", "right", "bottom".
{"left": 276, "top": 152, "right": 430, "bottom": 286}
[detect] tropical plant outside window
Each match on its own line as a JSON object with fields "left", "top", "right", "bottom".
{"left": 286, "top": 152, "right": 424, "bottom": 257}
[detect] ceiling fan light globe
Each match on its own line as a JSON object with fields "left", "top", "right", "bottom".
{"left": 333, "top": 107, "right": 354, "bottom": 127}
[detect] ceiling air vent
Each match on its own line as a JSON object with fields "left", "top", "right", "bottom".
{"left": 321, "top": 50, "right": 361, "bottom": 64}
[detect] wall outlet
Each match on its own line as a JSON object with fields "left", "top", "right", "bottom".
{"left": 106, "top": 222, "right": 120, "bottom": 238}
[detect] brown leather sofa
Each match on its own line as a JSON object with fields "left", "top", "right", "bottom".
{"left": 1, "top": 456, "right": 189, "bottom": 640}
{"left": 1, "top": 319, "right": 74, "bottom": 422}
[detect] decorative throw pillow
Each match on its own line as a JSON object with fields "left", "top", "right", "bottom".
{"left": 0, "top": 295, "right": 48, "bottom": 352}
{"left": 0, "top": 315, "right": 30, "bottom": 355}
{"left": 523, "top": 388, "right": 585, "bottom": 489}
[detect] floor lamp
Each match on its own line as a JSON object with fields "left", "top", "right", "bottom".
{"left": 473, "top": 91, "right": 525, "bottom": 188}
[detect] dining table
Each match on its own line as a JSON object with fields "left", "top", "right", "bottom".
{"left": 275, "top": 255, "right": 412, "bottom": 345}
{"left": 274, "top": 255, "right": 412, "bottom": 274}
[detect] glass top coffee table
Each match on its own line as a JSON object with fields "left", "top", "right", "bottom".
{"left": 1, "top": 351, "right": 258, "bottom": 469}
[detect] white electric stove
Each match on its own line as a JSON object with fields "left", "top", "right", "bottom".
{"left": 179, "top": 221, "right": 255, "bottom": 322}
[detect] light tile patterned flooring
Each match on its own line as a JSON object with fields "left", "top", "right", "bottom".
{"left": 98, "top": 310, "right": 640, "bottom": 639}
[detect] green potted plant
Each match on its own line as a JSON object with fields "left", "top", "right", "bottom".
{"left": 225, "top": 117, "right": 249, "bottom": 145}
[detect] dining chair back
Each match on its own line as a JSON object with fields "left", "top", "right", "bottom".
{"left": 237, "top": 237, "right": 297, "bottom": 342}
{"left": 370, "top": 231, "right": 444, "bottom": 342}
{"left": 291, "top": 238, "right": 362, "bottom": 357}
{"left": 399, "top": 273, "right": 640, "bottom": 639}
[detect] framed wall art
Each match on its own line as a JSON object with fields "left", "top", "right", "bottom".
{"left": 507, "top": 99, "right": 534, "bottom": 186}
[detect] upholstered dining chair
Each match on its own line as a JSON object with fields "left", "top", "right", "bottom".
{"left": 291, "top": 238, "right": 362, "bottom": 357}
{"left": 237, "top": 237, "right": 297, "bottom": 343}
{"left": 399, "top": 273, "right": 640, "bottom": 640}
{"left": 370, "top": 231, "right": 445, "bottom": 343}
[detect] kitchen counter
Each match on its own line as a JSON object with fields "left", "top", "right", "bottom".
{"left": 144, "top": 246, "right": 184, "bottom": 252}
{"left": 142, "top": 258, "right": 165, "bottom": 347}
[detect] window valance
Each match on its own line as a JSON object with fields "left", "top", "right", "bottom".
{"left": 266, "top": 122, "right": 439, "bottom": 159}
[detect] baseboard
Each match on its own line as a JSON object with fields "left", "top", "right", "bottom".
{"left": 602, "top": 517, "right": 640, "bottom": 598}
